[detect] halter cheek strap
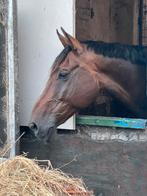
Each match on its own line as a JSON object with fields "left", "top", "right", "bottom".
{"left": 58, "top": 98, "right": 79, "bottom": 111}
{"left": 48, "top": 98, "right": 78, "bottom": 111}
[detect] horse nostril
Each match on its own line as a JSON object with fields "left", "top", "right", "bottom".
{"left": 29, "top": 122, "right": 38, "bottom": 131}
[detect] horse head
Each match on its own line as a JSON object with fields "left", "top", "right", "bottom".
{"left": 29, "top": 28, "right": 101, "bottom": 142}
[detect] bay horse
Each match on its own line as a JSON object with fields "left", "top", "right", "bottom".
{"left": 29, "top": 28, "right": 147, "bottom": 142}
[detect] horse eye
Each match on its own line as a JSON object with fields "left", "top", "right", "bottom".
{"left": 58, "top": 70, "right": 70, "bottom": 80}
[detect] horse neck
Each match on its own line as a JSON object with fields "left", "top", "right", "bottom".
{"left": 94, "top": 56, "right": 133, "bottom": 90}
{"left": 96, "top": 56, "right": 133, "bottom": 84}
{"left": 93, "top": 56, "right": 142, "bottom": 115}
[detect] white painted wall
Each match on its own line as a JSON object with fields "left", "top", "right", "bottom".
{"left": 17, "top": 0, "right": 75, "bottom": 129}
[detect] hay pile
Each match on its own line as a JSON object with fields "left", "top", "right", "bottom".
{"left": 0, "top": 156, "right": 94, "bottom": 196}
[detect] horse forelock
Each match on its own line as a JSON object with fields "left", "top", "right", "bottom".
{"left": 51, "top": 46, "right": 72, "bottom": 74}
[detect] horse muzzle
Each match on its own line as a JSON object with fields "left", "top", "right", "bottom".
{"left": 28, "top": 122, "right": 56, "bottom": 143}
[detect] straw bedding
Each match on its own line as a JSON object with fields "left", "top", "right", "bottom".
{"left": 0, "top": 156, "right": 94, "bottom": 196}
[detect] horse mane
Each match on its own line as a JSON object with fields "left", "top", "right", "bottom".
{"left": 51, "top": 41, "right": 147, "bottom": 74}
{"left": 84, "top": 41, "right": 147, "bottom": 66}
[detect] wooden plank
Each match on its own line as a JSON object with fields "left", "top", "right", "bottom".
{"left": 133, "top": 0, "right": 140, "bottom": 44}
{"left": 76, "top": 0, "right": 135, "bottom": 44}
{"left": 76, "top": 115, "right": 147, "bottom": 129}
{"left": 0, "top": 1, "right": 8, "bottom": 155}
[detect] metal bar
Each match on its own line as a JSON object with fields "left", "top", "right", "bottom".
{"left": 76, "top": 115, "right": 147, "bottom": 129}
{"left": 7, "top": 0, "right": 16, "bottom": 158}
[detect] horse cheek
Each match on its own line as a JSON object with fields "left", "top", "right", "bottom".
{"left": 70, "top": 82, "right": 97, "bottom": 108}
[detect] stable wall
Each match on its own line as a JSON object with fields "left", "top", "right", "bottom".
{"left": 21, "top": 126, "right": 147, "bottom": 196}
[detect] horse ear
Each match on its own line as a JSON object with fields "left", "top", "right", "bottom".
{"left": 61, "top": 27, "right": 83, "bottom": 54}
{"left": 56, "top": 29, "right": 69, "bottom": 47}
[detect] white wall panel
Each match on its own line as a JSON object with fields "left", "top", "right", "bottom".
{"left": 17, "top": 0, "right": 75, "bottom": 129}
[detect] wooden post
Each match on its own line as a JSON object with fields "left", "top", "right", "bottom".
{"left": 0, "top": 0, "right": 19, "bottom": 160}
